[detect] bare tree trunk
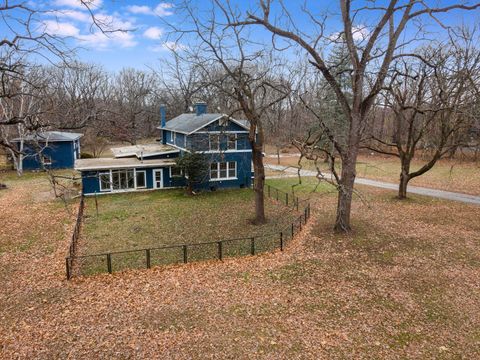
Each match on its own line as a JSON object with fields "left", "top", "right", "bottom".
{"left": 334, "top": 153, "right": 357, "bottom": 232}
{"left": 252, "top": 142, "right": 266, "bottom": 224}
{"left": 398, "top": 157, "right": 411, "bottom": 199}
{"left": 276, "top": 145, "right": 280, "bottom": 165}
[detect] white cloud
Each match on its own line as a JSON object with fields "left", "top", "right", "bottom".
{"left": 54, "top": 0, "right": 103, "bottom": 9}
{"left": 351, "top": 26, "right": 369, "bottom": 41}
{"left": 328, "top": 25, "right": 370, "bottom": 43}
{"left": 50, "top": 9, "right": 92, "bottom": 23}
{"left": 126, "top": 2, "right": 174, "bottom": 17}
{"left": 127, "top": 5, "right": 151, "bottom": 15}
{"left": 149, "top": 41, "right": 187, "bottom": 52}
{"left": 154, "top": 3, "right": 174, "bottom": 16}
{"left": 78, "top": 30, "right": 137, "bottom": 49}
{"left": 43, "top": 20, "right": 80, "bottom": 37}
{"left": 143, "top": 26, "right": 163, "bottom": 40}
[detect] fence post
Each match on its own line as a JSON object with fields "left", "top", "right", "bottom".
{"left": 183, "top": 245, "right": 188, "bottom": 263}
{"left": 107, "top": 253, "right": 112, "bottom": 274}
{"left": 299, "top": 216, "right": 302, "bottom": 230}
{"left": 250, "top": 237, "right": 255, "bottom": 255}
{"left": 95, "top": 192, "right": 99, "bottom": 217}
{"left": 218, "top": 241, "right": 223, "bottom": 261}
{"left": 276, "top": 188, "right": 279, "bottom": 201}
{"left": 296, "top": 197, "right": 299, "bottom": 211}
{"left": 280, "top": 232, "right": 283, "bottom": 251}
{"left": 291, "top": 223, "right": 294, "bottom": 237}
{"left": 66, "top": 258, "right": 71, "bottom": 280}
{"left": 146, "top": 249, "right": 151, "bottom": 269}
{"left": 286, "top": 192, "right": 288, "bottom": 206}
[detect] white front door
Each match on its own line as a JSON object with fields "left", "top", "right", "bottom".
{"left": 153, "top": 169, "right": 163, "bottom": 189}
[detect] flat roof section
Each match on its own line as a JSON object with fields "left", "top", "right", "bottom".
{"left": 75, "top": 157, "right": 178, "bottom": 171}
{"left": 110, "top": 143, "right": 179, "bottom": 158}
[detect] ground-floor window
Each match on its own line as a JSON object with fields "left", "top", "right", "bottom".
{"left": 210, "top": 161, "right": 236, "bottom": 180}
{"left": 112, "top": 169, "right": 134, "bottom": 190}
{"left": 41, "top": 155, "right": 52, "bottom": 166}
{"left": 136, "top": 170, "right": 146, "bottom": 188}
{"left": 99, "top": 172, "right": 110, "bottom": 191}
{"left": 170, "top": 166, "right": 183, "bottom": 177}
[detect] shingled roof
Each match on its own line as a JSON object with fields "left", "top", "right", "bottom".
{"left": 159, "top": 113, "right": 250, "bottom": 134}
{"left": 12, "top": 131, "right": 83, "bottom": 142}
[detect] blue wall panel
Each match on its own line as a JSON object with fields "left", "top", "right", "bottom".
{"left": 20, "top": 141, "right": 76, "bottom": 170}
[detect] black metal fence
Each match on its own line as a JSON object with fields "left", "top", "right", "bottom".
{"left": 66, "top": 185, "right": 311, "bottom": 279}
{"left": 65, "top": 195, "right": 84, "bottom": 280}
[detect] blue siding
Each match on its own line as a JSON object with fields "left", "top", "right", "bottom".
{"left": 19, "top": 141, "right": 76, "bottom": 170}
{"left": 80, "top": 166, "right": 187, "bottom": 195}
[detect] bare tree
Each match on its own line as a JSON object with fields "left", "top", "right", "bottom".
{"left": 366, "top": 37, "right": 480, "bottom": 198}
{"left": 236, "top": 0, "right": 480, "bottom": 231}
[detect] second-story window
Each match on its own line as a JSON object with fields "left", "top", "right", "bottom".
{"left": 209, "top": 134, "right": 220, "bottom": 151}
{"left": 227, "top": 134, "right": 237, "bottom": 150}
{"left": 172, "top": 132, "right": 176, "bottom": 144}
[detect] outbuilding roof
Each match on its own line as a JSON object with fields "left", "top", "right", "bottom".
{"left": 159, "top": 113, "right": 250, "bottom": 134}
{"left": 75, "top": 157, "right": 177, "bottom": 171}
{"left": 12, "top": 131, "right": 83, "bottom": 142}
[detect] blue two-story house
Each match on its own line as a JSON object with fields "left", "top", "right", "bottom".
{"left": 75, "top": 103, "right": 253, "bottom": 195}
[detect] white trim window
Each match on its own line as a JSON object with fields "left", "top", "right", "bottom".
{"left": 210, "top": 161, "right": 237, "bottom": 180}
{"left": 209, "top": 134, "right": 220, "bottom": 151}
{"left": 41, "top": 154, "right": 52, "bottom": 166}
{"left": 99, "top": 172, "right": 111, "bottom": 191}
{"left": 171, "top": 131, "right": 176, "bottom": 144}
{"left": 227, "top": 134, "right": 237, "bottom": 150}
{"left": 170, "top": 166, "right": 183, "bottom": 177}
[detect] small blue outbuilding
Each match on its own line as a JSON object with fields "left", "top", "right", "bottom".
{"left": 12, "top": 131, "right": 83, "bottom": 170}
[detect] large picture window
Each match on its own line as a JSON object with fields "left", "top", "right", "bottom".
{"left": 210, "top": 161, "right": 236, "bottom": 180}
{"left": 111, "top": 169, "right": 135, "bottom": 190}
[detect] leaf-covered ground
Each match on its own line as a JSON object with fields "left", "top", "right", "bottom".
{"left": 1, "top": 171, "right": 480, "bottom": 359}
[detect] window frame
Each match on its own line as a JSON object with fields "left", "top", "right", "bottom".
{"left": 210, "top": 161, "right": 237, "bottom": 181}
{"left": 209, "top": 134, "right": 220, "bottom": 151}
{"left": 135, "top": 170, "right": 147, "bottom": 189}
{"left": 227, "top": 134, "right": 237, "bottom": 150}
{"left": 169, "top": 166, "right": 183, "bottom": 178}
{"left": 41, "top": 154, "right": 52, "bottom": 166}
{"left": 99, "top": 172, "right": 111, "bottom": 192}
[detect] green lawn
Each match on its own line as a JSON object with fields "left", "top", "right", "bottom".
{"left": 78, "top": 188, "right": 300, "bottom": 275}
